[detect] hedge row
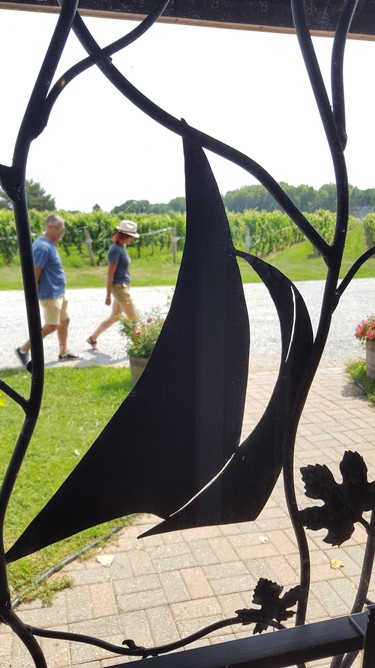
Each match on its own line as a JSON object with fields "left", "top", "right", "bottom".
{"left": 364, "top": 213, "right": 375, "bottom": 245}
{"left": 0, "top": 208, "right": 357, "bottom": 266}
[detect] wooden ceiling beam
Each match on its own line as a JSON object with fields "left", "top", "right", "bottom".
{"left": 0, "top": 1, "right": 374, "bottom": 40}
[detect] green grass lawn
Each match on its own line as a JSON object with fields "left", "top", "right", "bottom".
{"left": 238, "top": 222, "right": 375, "bottom": 283}
{"left": 1, "top": 224, "right": 374, "bottom": 289}
{"left": 1, "top": 367, "right": 133, "bottom": 602}
{"left": 0, "top": 248, "right": 184, "bottom": 290}
{"left": 263, "top": 223, "right": 375, "bottom": 282}
{"left": 346, "top": 360, "right": 375, "bottom": 405}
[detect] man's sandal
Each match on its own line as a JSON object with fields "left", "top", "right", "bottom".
{"left": 87, "top": 337, "right": 98, "bottom": 351}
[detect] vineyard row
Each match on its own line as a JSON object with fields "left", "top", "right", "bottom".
{"left": 0, "top": 208, "right": 370, "bottom": 266}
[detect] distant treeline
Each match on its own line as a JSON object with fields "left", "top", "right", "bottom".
{"left": 2, "top": 180, "right": 374, "bottom": 218}
{"left": 113, "top": 183, "right": 375, "bottom": 218}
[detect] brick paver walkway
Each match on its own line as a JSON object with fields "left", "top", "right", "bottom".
{"left": 1, "top": 367, "right": 374, "bottom": 667}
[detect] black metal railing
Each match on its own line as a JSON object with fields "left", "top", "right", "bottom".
{"left": 0, "top": 2, "right": 374, "bottom": 667}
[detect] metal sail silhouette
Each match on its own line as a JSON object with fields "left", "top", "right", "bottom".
{"left": 6, "top": 137, "right": 250, "bottom": 563}
{"left": 143, "top": 251, "right": 314, "bottom": 536}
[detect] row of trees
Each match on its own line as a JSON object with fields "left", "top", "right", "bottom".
{"left": 111, "top": 197, "right": 186, "bottom": 215}
{"left": 0, "top": 180, "right": 56, "bottom": 211}
{"left": 0, "top": 182, "right": 186, "bottom": 215}
{"left": 2, "top": 180, "right": 375, "bottom": 218}
{"left": 112, "top": 183, "right": 375, "bottom": 218}
{"left": 223, "top": 183, "right": 375, "bottom": 217}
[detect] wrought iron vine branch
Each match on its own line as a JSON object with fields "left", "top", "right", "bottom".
{"left": 282, "top": 422, "right": 311, "bottom": 629}
{"left": 291, "top": 0, "right": 349, "bottom": 241}
{"left": 0, "top": 5, "right": 80, "bottom": 666}
{"left": 0, "top": 379, "right": 28, "bottom": 410}
{"left": 351, "top": 511, "right": 375, "bottom": 613}
{"left": 65, "top": 10, "right": 331, "bottom": 260}
{"left": 1, "top": 607, "right": 47, "bottom": 667}
{"left": 288, "top": 1, "right": 355, "bottom": 403}
{"left": 331, "top": 0, "right": 359, "bottom": 149}
{"left": 27, "top": 611, "right": 285, "bottom": 659}
{"left": 5, "top": 0, "right": 79, "bottom": 189}
{"left": 334, "top": 246, "right": 375, "bottom": 307}
{"left": 0, "top": 2, "right": 374, "bottom": 667}
{"left": 2, "top": 0, "right": 329, "bottom": 260}
{"left": 44, "top": 0, "right": 171, "bottom": 133}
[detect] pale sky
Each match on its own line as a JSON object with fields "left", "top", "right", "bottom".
{"left": 1, "top": 8, "right": 374, "bottom": 212}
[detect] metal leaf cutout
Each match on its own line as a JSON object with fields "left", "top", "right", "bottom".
{"left": 236, "top": 578, "right": 300, "bottom": 634}
{"left": 6, "top": 138, "right": 250, "bottom": 562}
{"left": 142, "top": 252, "right": 314, "bottom": 537}
{"left": 300, "top": 450, "right": 375, "bottom": 546}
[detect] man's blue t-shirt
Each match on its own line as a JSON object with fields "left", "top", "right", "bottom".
{"left": 33, "top": 236, "right": 66, "bottom": 299}
{"left": 108, "top": 243, "right": 131, "bottom": 284}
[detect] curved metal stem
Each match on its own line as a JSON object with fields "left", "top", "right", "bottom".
{"left": 28, "top": 612, "right": 283, "bottom": 658}
{"left": 0, "top": 378, "right": 28, "bottom": 410}
{"left": 9, "top": 0, "right": 79, "bottom": 187}
{"left": 351, "top": 513, "right": 375, "bottom": 614}
{"left": 334, "top": 246, "right": 375, "bottom": 307}
{"left": 65, "top": 12, "right": 330, "bottom": 260}
{"left": 331, "top": 0, "right": 359, "bottom": 149}
{"left": 291, "top": 0, "right": 349, "bottom": 271}
{"left": 2, "top": 608, "right": 47, "bottom": 668}
{"left": 44, "top": 0, "right": 171, "bottom": 123}
{"left": 331, "top": 514, "right": 375, "bottom": 667}
{"left": 0, "top": 2, "right": 79, "bottom": 666}
{"left": 0, "top": 3, "right": 369, "bottom": 667}
{"left": 283, "top": 430, "right": 311, "bottom": 626}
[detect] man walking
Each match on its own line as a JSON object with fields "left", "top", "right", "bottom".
{"left": 16, "top": 213, "right": 78, "bottom": 368}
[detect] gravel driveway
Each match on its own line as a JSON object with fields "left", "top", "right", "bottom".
{"left": 1, "top": 278, "right": 373, "bottom": 372}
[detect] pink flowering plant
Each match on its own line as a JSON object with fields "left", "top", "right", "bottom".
{"left": 354, "top": 315, "right": 375, "bottom": 344}
{"left": 120, "top": 310, "right": 165, "bottom": 358}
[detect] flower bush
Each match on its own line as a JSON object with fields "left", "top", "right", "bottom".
{"left": 354, "top": 315, "right": 375, "bottom": 343}
{"left": 120, "top": 310, "right": 165, "bottom": 358}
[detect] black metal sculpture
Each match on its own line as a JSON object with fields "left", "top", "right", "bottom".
{"left": 0, "top": 1, "right": 374, "bottom": 666}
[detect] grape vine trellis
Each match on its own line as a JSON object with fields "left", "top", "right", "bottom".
{"left": 0, "top": 208, "right": 364, "bottom": 266}
{"left": 0, "top": 2, "right": 375, "bottom": 667}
